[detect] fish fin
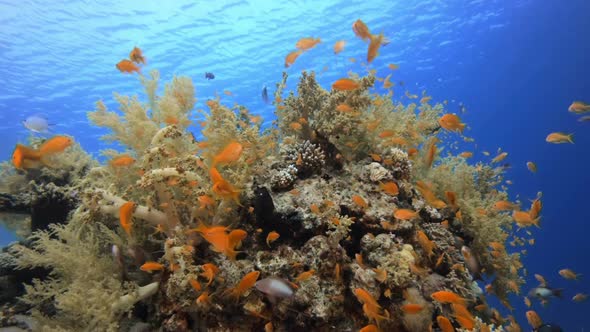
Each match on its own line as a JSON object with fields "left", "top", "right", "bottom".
{"left": 568, "top": 134, "right": 574, "bottom": 143}
{"left": 552, "top": 288, "right": 564, "bottom": 298}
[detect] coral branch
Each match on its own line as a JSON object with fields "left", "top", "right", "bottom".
{"left": 95, "top": 190, "right": 167, "bottom": 226}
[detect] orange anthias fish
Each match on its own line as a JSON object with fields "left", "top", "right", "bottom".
{"left": 352, "top": 19, "right": 372, "bottom": 41}
{"left": 119, "top": 201, "right": 135, "bottom": 236}
{"left": 109, "top": 155, "right": 135, "bottom": 167}
{"left": 226, "top": 271, "right": 260, "bottom": 302}
{"left": 416, "top": 230, "right": 435, "bottom": 257}
{"left": 285, "top": 50, "right": 303, "bottom": 68}
{"left": 367, "top": 33, "right": 384, "bottom": 63}
{"left": 401, "top": 303, "right": 424, "bottom": 314}
{"left": 295, "top": 269, "right": 316, "bottom": 283}
{"left": 431, "top": 290, "right": 465, "bottom": 305}
{"left": 333, "top": 40, "right": 346, "bottom": 54}
{"left": 190, "top": 222, "right": 240, "bottom": 260}
{"left": 116, "top": 59, "right": 140, "bottom": 73}
{"left": 512, "top": 210, "right": 539, "bottom": 227}
{"left": 568, "top": 101, "right": 590, "bottom": 114}
{"left": 491, "top": 152, "right": 508, "bottom": 163}
{"left": 352, "top": 195, "right": 368, "bottom": 209}
{"left": 558, "top": 268, "right": 580, "bottom": 280}
{"left": 415, "top": 181, "right": 447, "bottom": 209}
{"left": 526, "top": 310, "right": 543, "bottom": 329}
{"left": 494, "top": 200, "right": 517, "bottom": 211}
{"left": 12, "top": 144, "right": 42, "bottom": 170}
{"left": 39, "top": 135, "right": 73, "bottom": 155}
{"left": 526, "top": 161, "right": 537, "bottom": 173}
{"left": 129, "top": 46, "right": 146, "bottom": 64}
{"left": 140, "top": 261, "right": 165, "bottom": 272}
{"left": 379, "top": 181, "right": 399, "bottom": 196}
{"left": 332, "top": 78, "right": 360, "bottom": 91}
{"left": 209, "top": 167, "right": 241, "bottom": 204}
{"left": 200, "top": 263, "right": 220, "bottom": 286}
{"left": 546, "top": 132, "right": 573, "bottom": 144}
{"left": 296, "top": 37, "right": 321, "bottom": 51}
{"left": 394, "top": 209, "right": 418, "bottom": 220}
{"left": 266, "top": 231, "right": 280, "bottom": 247}
{"left": 436, "top": 316, "right": 454, "bottom": 332}
{"left": 212, "top": 141, "right": 243, "bottom": 166}
{"left": 438, "top": 114, "right": 466, "bottom": 132}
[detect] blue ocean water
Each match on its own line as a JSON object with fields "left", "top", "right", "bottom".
{"left": 1, "top": 0, "right": 589, "bottom": 329}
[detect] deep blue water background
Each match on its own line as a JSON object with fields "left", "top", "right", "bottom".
{"left": 1, "top": 0, "right": 589, "bottom": 329}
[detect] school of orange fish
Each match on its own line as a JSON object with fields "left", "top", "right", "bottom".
{"left": 10, "top": 18, "right": 590, "bottom": 332}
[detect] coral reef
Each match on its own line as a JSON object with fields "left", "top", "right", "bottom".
{"left": 0, "top": 67, "right": 531, "bottom": 332}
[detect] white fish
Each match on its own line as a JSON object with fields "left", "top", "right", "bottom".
{"left": 22, "top": 115, "right": 51, "bottom": 134}
{"left": 255, "top": 277, "right": 295, "bottom": 301}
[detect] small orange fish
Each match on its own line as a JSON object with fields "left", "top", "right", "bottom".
{"left": 573, "top": 293, "right": 588, "bottom": 302}
{"left": 491, "top": 152, "right": 508, "bottom": 163}
{"left": 209, "top": 167, "right": 241, "bottom": 204}
{"left": 512, "top": 210, "right": 539, "bottom": 227}
{"left": 352, "top": 19, "right": 371, "bottom": 41}
{"left": 526, "top": 161, "right": 537, "bottom": 173}
{"left": 438, "top": 114, "right": 465, "bottom": 132}
{"left": 431, "top": 290, "right": 465, "bottom": 305}
{"left": 401, "top": 303, "right": 424, "bottom": 314}
{"left": 129, "top": 46, "right": 146, "bottom": 64}
{"left": 359, "top": 324, "right": 380, "bottom": 332}
{"left": 424, "top": 139, "right": 437, "bottom": 168}
{"left": 200, "top": 263, "right": 219, "bottom": 287}
{"left": 379, "top": 181, "right": 399, "bottom": 196}
{"left": 394, "top": 209, "right": 418, "bottom": 220}
{"left": 416, "top": 231, "right": 435, "bottom": 257}
{"left": 119, "top": 201, "right": 135, "bottom": 236}
{"left": 212, "top": 141, "right": 243, "bottom": 166}
{"left": 332, "top": 78, "right": 360, "bottom": 91}
{"left": 545, "top": 132, "right": 573, "bottom": 144}
{"left": 11, "top": 144, "right": 41, "bottom": 170}
{"left": 373, "top": 268, "right": 387, "bottom": 283}
{"left": 196, "top": 291, "right": 210, "bottom": 304}
{"left": 558, "top": 268, "right": 580, "bottom": 280}
{"left": 140, "top": 261, "right": 164, "bottom": 272}
{"left": 110, "top": 155, "right": 135, "bottom": 167}
{"left": 226, "top": 271, "right": 260, "bottom": 302}
{"left": 285, "top": 50, "right": 303, "bottom": 68}
{"left": 266, "top": 231, "right": 280, "bottom": 247}
{"left": 352, "top": 195, "right": 368, "bottom": 209}
{"left": 568, "top": 101, "right": 590, "bottom": 114}
{"left": 436, "top": 316, "right": 455, "bottom": 332}
{"left": 39, "top": 135, "right": 73, "bottom": 156}
{"left": 493, "top": 200, "right": 516, "bottom": 211}
{"left": 295, "top": 270, "right": 316, "bottom": 283}
{"left": 116, "top": 59, "right": 140, "bottom": 73}
{"left": 367, "top": 33, "right": 384, "bottom": 63}
{"left": 296, "top": 37, "right": 321, "bottom": 50}
{"left": 333, "top": 40, "right": 346, "bottom": 54}
{"left": 526, "top": 310, "right": 542, "bottom": 329}
{"left": 189, "top": 278, "right": 202, "bottom": 291}
{"left": 459, "top": 151, "right": 473, "bottom": 158}
{"left": 264, "top": 322, "right": 273, "bottom": 332}
{"left": 198, "top": 195, "right": 216, "bottom": 210}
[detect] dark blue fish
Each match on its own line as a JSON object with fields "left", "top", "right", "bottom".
{"left": 205, "top": 72, "right": 215, "bottom": 80}
{"left": 261, "top": 85, "right": 269, "bottom": 104}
